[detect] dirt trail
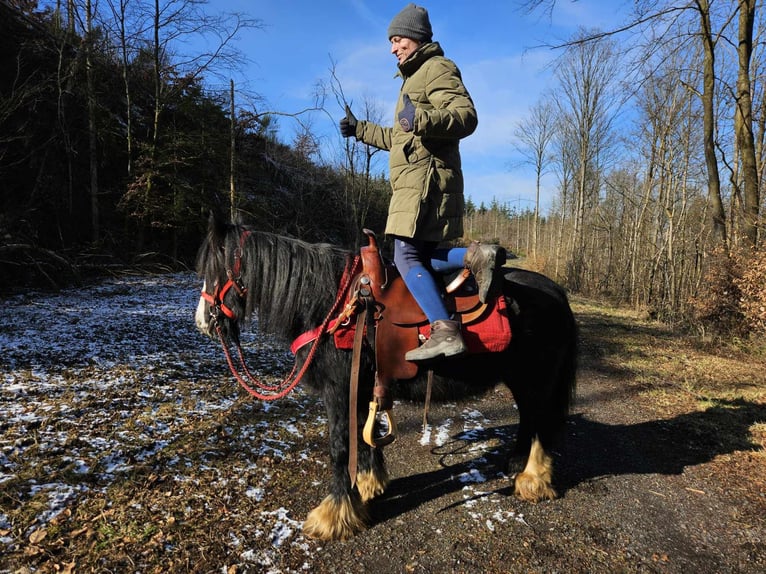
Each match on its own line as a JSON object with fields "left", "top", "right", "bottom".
{"left": 1, "top": 277, "right": 764, "bottom": 573}
{"left": 306, "top": 373, "right": 764, "bottom": 573}
{"left": 294, "top": 301, "right": 766, "bottom": 573}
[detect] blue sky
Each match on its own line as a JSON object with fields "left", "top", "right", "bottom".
{"left": 200, "top": 1, "right": 626, "bottom": 211}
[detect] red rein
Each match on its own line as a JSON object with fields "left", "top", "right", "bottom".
{"left": 205, "top": 243, "right": 360, "bottom": 401}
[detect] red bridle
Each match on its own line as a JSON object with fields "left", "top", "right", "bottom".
{"left": 201, "top": 228, "right": 361, "bottom": 401}
{"left": 201, "top": 230, "right": 251, "bottom": 321}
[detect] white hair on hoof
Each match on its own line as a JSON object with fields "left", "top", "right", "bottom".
{"left": 356, "top": 467, "right": 390, "bottom": 503}
{"left": 302, "top": 494, "right": 369, "bottom": 541}
{"left": 513, "top": 437, "right": 557, "bottom": 502}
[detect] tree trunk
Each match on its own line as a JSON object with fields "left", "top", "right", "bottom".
{"left": 86, "top": 0, "right": 99, "bottom": 243}
{"left": 230, "top": 79, "right": 236, "bottom": 222}
{"left": 115, "top": 0, "right": 133, "bottom": 178}
{"left": 735, "top": 0, "right": 759, "bottom": 248}
{"left": 696, "top": 0, "right": 727, "bottom": 248}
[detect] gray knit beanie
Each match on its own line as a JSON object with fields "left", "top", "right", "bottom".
{"left": 387, "top": 3, "right": 432, "bottom": 42}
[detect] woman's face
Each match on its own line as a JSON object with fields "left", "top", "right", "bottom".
{"left": 390, "top": 36, "right": 421, "bottom": 64}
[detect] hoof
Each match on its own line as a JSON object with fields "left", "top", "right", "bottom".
{"left": 513, "top": 436, "right": 557, "bottom": 502}
{"left": 513, "top": 471, "right": 557, "bottom": 502}
{"left": 356, "top": 468, "right": 390, "bottom": 503}
{"left": 302, "top": 494, "right": 369, "bottom": 541}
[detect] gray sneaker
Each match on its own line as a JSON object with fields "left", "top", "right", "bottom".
{"left": 405, "top": 319, "right": 467, "bottom": 361}
{"left": 464, "top": 242, "right": 507, "bottom": 303}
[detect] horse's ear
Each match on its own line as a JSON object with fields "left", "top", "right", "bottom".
{"left": 207, "top": 210, "right": 228, "bottom": 242}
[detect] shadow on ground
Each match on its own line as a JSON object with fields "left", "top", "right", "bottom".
{"left": 370, "top": 398, "right": 765, "bottom": 524}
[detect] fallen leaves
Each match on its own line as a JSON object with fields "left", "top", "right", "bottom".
{"left": 28, "top": 528, "right": 47, "bottom": 544}
{"left": 55, "top": 561, "right": 76, "bottom": 573}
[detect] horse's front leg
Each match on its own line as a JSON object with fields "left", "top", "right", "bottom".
{"left": 356, "top": 442, "right": 389, "bottom": 503}
{"left": 355, "top": 376, "right": 392, "bottom": 502}
{"left": 303, "top": 372, "right": 369, "bottom": 541}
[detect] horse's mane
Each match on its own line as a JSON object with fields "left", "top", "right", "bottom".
{"left": 198, "top": 223, "right": 352, "bottom": 342}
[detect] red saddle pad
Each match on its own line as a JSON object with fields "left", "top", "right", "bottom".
{"left": 331, "top": 293, "right": 512, "bottom": 354}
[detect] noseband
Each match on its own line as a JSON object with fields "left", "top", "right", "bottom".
{"left": 201, "top": 230, "right": 251, "bottom": 322}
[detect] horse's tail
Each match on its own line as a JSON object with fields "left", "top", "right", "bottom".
{"left": 546, "top": 286, "right": 578, "bottom": 433}
{"left": 505, "top": 268, "right": 578, "bottom": 445}
{"left": 558, "top": 302, "right": 578, "bottom": 418}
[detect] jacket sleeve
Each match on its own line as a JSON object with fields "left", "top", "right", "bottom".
{"left": 355, "top": 120, "right": 393, "bottom": 151}
{"left": 415, "top": 58, "right": 477, "bottom": 139}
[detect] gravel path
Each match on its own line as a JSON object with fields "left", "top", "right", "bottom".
{"left": 1, "top": 274, "right": 763, "bottom": 573}
{"left": 304, "top": 375, "right": 764, "bottom": 573}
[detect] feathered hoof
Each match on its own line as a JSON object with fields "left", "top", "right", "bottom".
{"left": 512, "top": 437, "right": 557, "bottom": 502}
{"left": 302, "top": 494, "right": 369, "bottom": 541}
{"left": 356, "top": 468, "right": 390, "bottom": 503}
{"left": 513, "top": 471, "right": 557, "bottom": 502}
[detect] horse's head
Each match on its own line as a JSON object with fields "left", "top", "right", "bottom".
{"left": 195, "top": 214, "right": 249, "bottom": 343}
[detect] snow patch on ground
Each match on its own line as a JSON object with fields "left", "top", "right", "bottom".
{"left": 1, "top": 272, "right": 528, "bottom": 572}
{"left": 0, "top": 273, "right": 315, "bottom": 570}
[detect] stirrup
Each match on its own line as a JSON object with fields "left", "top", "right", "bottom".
{"left": 362, "top": 401, "right": 397, "bottom": 447}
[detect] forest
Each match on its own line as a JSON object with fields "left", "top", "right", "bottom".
{"left": 1, "top": 0, "right": 765, "bottom": 337}
{"left": 0, "top": 0, "right": 392, "bottom": 285}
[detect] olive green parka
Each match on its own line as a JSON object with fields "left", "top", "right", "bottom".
{"left": 354, "top": 42, "right": 477, "bottom": 242}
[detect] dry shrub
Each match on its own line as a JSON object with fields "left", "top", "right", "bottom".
{"left": 734, "top": 247, "right": 766, "bottom": 333}
{"left": 687, "top": 247, "right": 746, "bottom": 337}
{"left": 689, "top": 246, "right": 766, "bottom": 337}
{"left": 525, "top": 254, "right": 548, "bottom": 274}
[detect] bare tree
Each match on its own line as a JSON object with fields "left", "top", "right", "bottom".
{"left": 103, "top": 0, "right": 151, "bottom": 178}
{"left": 692, "top": 0, "right": 728, "bottom": 248}
{"left": 552, "top": 30, "right": 620, "bottom": 290}
{"left": 639, "top": 49, "right": 704, "bottom": 318}
{"left": 755, "top": 16, "right": 766, "bottom": 213}
{"left": 512, "top": 99, "right": 556, "bottom": 258}
{"left": 734, "top": 0, "right": 759, "bottom": 248}
{"left": 85, "top": 0, "right": 99, "bottom": 242}
{"left": 328, "top": 61, "right": 387, "bottom": 248}
{"left": 524, "top": 0, "right": 761, "bottom": 252}
{"left": 550, "top": 116, "right": 576, "bottom": 279}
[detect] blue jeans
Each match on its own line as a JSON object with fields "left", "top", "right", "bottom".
{"left": 392, "top": 236, "right": 467, "bottom": 324}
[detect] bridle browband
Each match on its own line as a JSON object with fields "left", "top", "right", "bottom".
{"left": 201, "top": 228, "right": 361, "bottom": 400}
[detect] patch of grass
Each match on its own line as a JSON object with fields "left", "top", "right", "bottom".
{"left": 573, "top": 295, "right": 766, "bottom": 410}
{"left": 574, "top": 295, "right": 766, "bottom": 519}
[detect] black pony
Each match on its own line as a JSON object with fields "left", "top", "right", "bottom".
{"left": 195, "top": 216, "right": 577, "bottom": 541}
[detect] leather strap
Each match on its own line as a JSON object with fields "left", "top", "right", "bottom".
{"left": 445, "top": 268, "right": 470, "bottom": 294}
{"left": 347, "top": 305, "right": 367, "bottom": 488}
{"left": 423, "top": 369, "right": 434, "bottom": 431}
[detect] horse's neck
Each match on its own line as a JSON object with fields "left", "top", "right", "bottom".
{"left": 245, "top": 236, "right": 343, "bottom": 339}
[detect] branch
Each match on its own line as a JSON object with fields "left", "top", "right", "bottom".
{"left": 529, "top": 5, "right": 693, "bottom": 50}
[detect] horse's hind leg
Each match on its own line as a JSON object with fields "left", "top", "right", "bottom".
{"left": 507, "top": 396, "right": 559, "bottom": 501}
{"left": 513, "top": 435, "right": 557, "bottom": 502}
{"left": 507, "top": 366, "right": 566, "bottom": 502}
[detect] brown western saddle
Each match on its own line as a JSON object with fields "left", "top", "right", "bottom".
{"left": 346, "top": 229, "right": 506, "bottom": 457}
